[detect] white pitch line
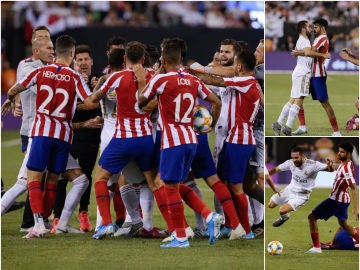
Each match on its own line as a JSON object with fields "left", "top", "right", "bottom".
{"left": 2, "top": 139, "right": 21, "bottom": 147}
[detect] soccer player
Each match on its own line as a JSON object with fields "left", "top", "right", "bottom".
{"left": 292, "top": 19, "right": 341, "bottom": 136}
{"left": 138, "top": 41, "right": 223, "bottom": 248}
{"left": 1, "top": 35, "right": 99, "bottom": 238}
{"left": 307, "top": 143, "right": 359, "bottom": 253}
{"left": 101, "top": 36, "right": 127, "bottom": 75}
{"left": 321, "top": 226, "right": 359, "bottom": 250}
{"left": 267, "top": 146, "right": 334, "bottom": 227}
{"left": 192, "top": 49, "right": 262, "bottom": 239}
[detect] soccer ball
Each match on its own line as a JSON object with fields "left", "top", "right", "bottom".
{"left": 192, "top": 105, "right": 213, "bottom": 133}
{"left": 267, "top": 240, "right": 283, "bottom": 255}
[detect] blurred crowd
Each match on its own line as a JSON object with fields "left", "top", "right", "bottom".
{"left": 265, "top": 1, "right": 359, "bottom": 52}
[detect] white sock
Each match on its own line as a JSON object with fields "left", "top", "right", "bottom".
{"left": 214, "top": 195, "right": 224, "bottom": 217}
{"left": 139, "top": 184, "right": 154, "bottom": 231}
{"left": 248, "top": 197, "right": 264, "bottom": 226}
{"left": 120, "top": 184, "right": 141, "bottom": 224}
{"left": 186, "top": 181, "right": 206, "bottom": 230}
{"left": 58, "top": 174, "right": 89, "bottom": 228}
{"left": 281, "top": 213, "right": 290, "bottom": 220}
{"left": 277, "top": 102, "right": 292, "bottom": 124}
{"left": 1, "top": 179, "right": 27, "bottom": 215}
{"left": 285, "top": 104, "right": 300, "bottom": 128}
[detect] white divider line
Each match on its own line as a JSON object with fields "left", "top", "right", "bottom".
{"left": 2, "top": 139, "right": 21, "bottom": 147}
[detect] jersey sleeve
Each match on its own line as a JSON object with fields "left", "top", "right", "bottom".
{"left": 143, "top": 74, "right": 165, "bottom": 100}
{"left": 224, "top": 77, "right": 254, "bottom": 93}
{"left": 344, "top": 162, "right": 356, "bottom": 185}
{"left": 75, "top": 72, "right": 92, "bottom": 101}
{"left": 100, "top": 73, "right": 123, "bottom": 96}
{"left": 197, "top": 80, "right": 212, "bottom": 100}
{"left": 19, "top": 67, "right": 41, "bottom": 89}
{"left": 314, "top": 161, "right": 329, "bottom": 172}
{"left": 277, "top": 159, "right": 292, "bottom": 172}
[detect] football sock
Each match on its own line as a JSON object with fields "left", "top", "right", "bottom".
{"left": 113, "top": 183, "right": 126, "bottom": 221}
{"left": 185, "top": 180, "right": 206, "bottom": 230}
{"left": 94, "top": 181, "right": 112, "bottom": 225}
{"left": 42, "top": 183, "right": 57, "bottom": 218}
{"left": 281, "top": 213, "right": 290, "bottom": 220}
{"left": 179, "top": 184, "right": 212, "bottom": 219}
{"left": 298, "top": 107, "right": 306, "bottom": 125}
{"left": 311, "top": 232, "right": 320, "bottom": 248}
{"left": 214, "top": 195, "right": 224, "bottom": 216}
{"left": 120, "top": 184, "right": 142, "bottom": 224}
{"left": 58, "top": 174, "right": 89, "bottom": 228}
{"left": 277, "top": 102, "right": 292, "bottom": 124}
{"left": 211, "top": 180, "right": 239, "bottom": 230}
{"left": 249, "top": 198, "right": 264, "bottom": 226}
{"left": 153, "top": 185, "right": 173, "bottom": 231}
{"left": 140, "top": 184, "right": 155, "bottom": 231}
{"left": 329, "top": 116, "right": 339, "bottom": 132}
{"left": 1, "top": 179, "right": 27, "bottom": 215}
{"left": 234, "top": 193, "right": 251, "bottom": 234}
{"left": 164, "top": 185, "right": 186, "bottom": 238}
{"left": 28, "top": 181, "right": 43, "bottom": 214}
{"left": 286, "top": 104, "right": 300, "bottom": 128}
{"left": 53, "top": 178, "right": 67, "bottom": 218}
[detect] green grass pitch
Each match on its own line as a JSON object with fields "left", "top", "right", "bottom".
{"left": 265, "top": 73, "right": 359, "bottom": 136}
{"left": 1, "top": 131, "right": 264, "bottom": 270}
{"left": 265, "top": 187, "right": 359, "bottom": 270}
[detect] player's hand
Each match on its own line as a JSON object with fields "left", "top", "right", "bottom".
{"left": 81, "top": 73, "right": 89, "bottom": 84}
{"left": 76, "top": 101, "right": 87, "bottom": 110}
{"left": 1, "top": 99, "right": 14, "bottom": 115}
{"left": 339, "top": 51, "right": 351, "bottom": 61}
{"left": 291, "top": 49, "right": 299, "bottom": 56}
{"left": 83, "top": 116, "right": 104, "bottom": 129}
{"left": 133, "top": 64, "right": 147, "bottom": 83}
{"left": 352, "top": 208, "right": 359, "bottom": 221}
{"left": 324, "top": 52, "right": 331, "bottom": 59}
{"left": 12, "top": 102, "right": 23, "bottom": 117}
{"left": 90, "top": 76, "right": 99, "bottom": 89}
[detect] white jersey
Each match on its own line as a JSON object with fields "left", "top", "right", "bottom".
{"left": 278, "top": 159, "right": 328, "bottom": 193}
{"left": 18, "top": 59, "right": 45, "bottom": 137}
{"left": 99, "top": 91, "right": 117, "bottom": 153}
{"left": 292, "top": 35, "right": 313, "bottom": 77}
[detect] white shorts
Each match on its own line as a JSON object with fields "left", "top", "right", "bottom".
{"left": 249, "top": 128, "right": 264, "bottom": 173}
{"left": 121, "top": 161, "right": 145, "bottom": 184}
{"left": 100, "top": 121, "right": 116, "bottom": 154}
{"left": 270, "top": 186, "right": 310, "bottom": 211}
{"left": 290, "top": 74, "right": 310, "bottom": 99}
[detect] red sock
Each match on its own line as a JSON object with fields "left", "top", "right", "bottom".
{"left": 164, "top": 185, "right": 186, "bottom": 238}
{"left": 42, "top": 183, "right": 57, "bottom": 218}
{"left": 95, "top": 181, "right": 112, "bottom": 225}
{"left": 233, "top": 193, "right": 250, "bottom": 234}
{"left": 298, "top": 108, "right": 306, "bottom": 125}
{"left": 179, "top": 184, "right": 211, "bottom": 219}
{"left": 113, "top": 183, "right": 125, "bottom": 220}
{"left": 28, "top": 181, "right": 43, "bottom": 214}
{"left": 211, "top": 180, "right": 240, "bottom": 230}
{"left": 153, "top": 185, "right": 173, "bottom": 232}
{"left": 329, "top": 116, "right": 339, "bottom": 132}
{"left": 311, "top": 232, "right": 320, "bottom": 248}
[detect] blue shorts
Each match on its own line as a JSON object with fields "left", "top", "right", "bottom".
{"left": 217, "top": 142, "right": 255, "bottom": 183}
{"left": 26, "top": 136, "right": 71, "bottom": 174}
{"left": 310, "top": 77, "right": 328, "bottom": 102}
{"left": 334, "top": 229, "right": 356, "bottom": 250}
{"left": 312, "top": 198, "right": 350, "bottom": 221}
{"left": 99, "top": 135, "right": 155, "bottom": 174}
{"left": 191, "top": 134, "right": 217, "bottom": 179}
{"left": 154, "top": 130, "right": 161, "bottom": 168}
{"left": 21, "top": 135, "right": 29, "bottom": 153}
{"left": 159, "top": 144, "right": 197, "bottom": 183}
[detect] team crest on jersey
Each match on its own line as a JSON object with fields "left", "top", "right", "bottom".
{"left": 304, "top": 171, "right": 309, "bottom": 176}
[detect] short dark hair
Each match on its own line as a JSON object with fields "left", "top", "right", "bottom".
{"left": 107, "top": 36, "right": 127, "bottom": 50}
{"left": 162, "top": 42, "right": 182, "bottom": 65}
{"left": 291, "top": 146, "right": 304, "bottom": 154}
{"left": 297, "top": 20, "right": 308, "bottom": 34}
{"left": 339, "top": 143, "right": 353, "bottom": 154}
{"left": 125, "top": 41, "right": 145, "bottom": 63}
{"left": 313, "top": 18, "right": 328, "bottom": 30}
{"left": 221, "top": 38, "right": 241, "bottom": 55}
{"left": 75, "top": 44, "right": 92, "bottom": 58}
{"left": 144, "top": 44, "right": 160, "bottom": 67}
{"left": 109, "top": 48, "right": 125, "bottom": 69}
{"left": 55, "top": 35, "right": 76, "bottom": 57}
{"left": 161, "top": 38, "right": 187, "bottom": 59}
{"left": 236, "top": 50, "right": 256, "bottom": 72}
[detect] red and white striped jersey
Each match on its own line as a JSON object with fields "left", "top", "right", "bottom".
{"left": 19, "top": 63, "right": 92, "bottom": 143}
{"left": 143, "top": 70, "right": 212, "bottom": 149}
{"left": 100, "top": 68, "right": 155, "bottom": 139}
{"left": 223, "top": 76, "right": 261, "bottom": 145}
{"left": 312, "top": 34, "right": 329, "bottom": 77}
{"left": 329, "top": 160, "right": 356, "bottom": 203}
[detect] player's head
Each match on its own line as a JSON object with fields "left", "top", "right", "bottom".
{"left": 55, "top": 35, "right": 76, "bottom": 63}
{"left": 125, "top": 41, "right": 146, "bottom": 65}
{"left": 161, "top": 37, "right": 187, "bottom": 62}
{"left": 297, "top": 20, "right": 311, "bottom": 36}
{"left": 31, "top": 26, "right": 50, "bottom": 42}
{"left": 75, "top": 45, "right": 93, "bottom": 76}
{"left": 144, "top": 44, "right": 160, "bottom": 68}
{"left": 161, "top": 42, "right": 182, "bottom": 69}
{"left": 220, "top": 39, "right": 241, "bottom": 66}
{"left": 32, "top": 37, "right": 54, "bottom": 64}
{"left": 290, "top": 146, "right": 305, "bottom": 167}
{"left": 106, "top": 36, "right": 127, "bottom": 56}
{"left": 313, "top": 18, "right": 328, "bottom": 36}
{"left": 235, "top": 50, "right": 256, "bottom": 74}
{"left": 254, "top": 39, "right": 264, "bottom": 65}
{"left": 108, "top": 48, "right": 125, "bottom": 71}
{"left": 337, "top": 143, "right": 353, "bottom": 161}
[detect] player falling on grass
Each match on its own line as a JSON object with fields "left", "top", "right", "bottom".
{"left": 267, "top": 146, "right": 334, "bottom": 227}
{"left": 307, "top": 143, "right": 359, "bottom": 254}
{"left": 292, "top": 19, "right": 341, "bottom": 136}
{"left": 1, "top": 35, "right": 99, "bottom": 238}
{"left": 272, "top": 20, "right": 330, "bottom": 136}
